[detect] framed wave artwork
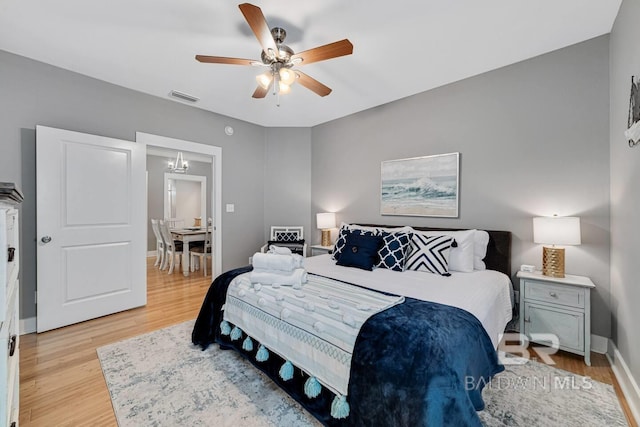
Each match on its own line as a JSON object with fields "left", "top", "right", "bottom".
{"left": 381, "top": 152, "right": 459, "bottom": 217}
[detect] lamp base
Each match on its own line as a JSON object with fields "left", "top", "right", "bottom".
{"left": 321, "top": 229, "right": 331, "bottom": 247}
{"left": 542, "top": 246, "right": 565, "bottom": 278}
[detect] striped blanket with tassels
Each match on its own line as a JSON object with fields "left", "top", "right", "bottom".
{"left": 222, "top": 273, "right": 404, "bottom": 409}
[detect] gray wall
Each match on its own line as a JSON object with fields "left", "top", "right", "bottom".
{"left": 609, "top": 0, "right": 640, "bottom": 389}
{"left": 311, "top": 36, "right": 611, "bottom": 338}
{"left": 0, "top": 50, "right": 267, "bottom": 319}
{"left": 0, "top": 32, "right": 619, "bottom": 348}
{"left": 146, "top": 155, "right": 213, "bottom": 251}
{"left": 263, "top": 128, "right": 312, "bottom": 244}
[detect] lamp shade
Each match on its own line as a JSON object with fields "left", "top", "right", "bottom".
{"left": 533, "top": 216, "right": 581, "bottom": 245}
{"left": 316, "top": 212, "right": 336, "bottom": 230}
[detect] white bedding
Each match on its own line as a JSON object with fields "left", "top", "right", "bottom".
{"left": 225, "top": 274, "right": 405, "bottom": 396}
{"left": 305, "top": 254, "right": 513, "bottom": 348}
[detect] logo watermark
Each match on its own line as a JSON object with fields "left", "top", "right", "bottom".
{"left": 464, "top": 332, "right": 594, "bottom": 392}
{"left": 497, "top": 333, "right": 559, "bottom": 365}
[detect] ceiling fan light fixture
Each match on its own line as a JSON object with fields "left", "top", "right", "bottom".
{"left": 279, "top": 82, "right": 291, "bottom": 94}
{"left": 279, "top": 68, "right": 296, "bottom": 85}
{"left": 196, "top": 3, "right": 353, "bottom": 100}
{"left": 256, "top": 72, "right": 273, "bottom": 89}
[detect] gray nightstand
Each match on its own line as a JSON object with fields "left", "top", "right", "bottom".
{"left": 310, "top": 244, "right": 333, "bottom": 256}
{"left": 517, "top": 270, "right": 595, "bottom": 365}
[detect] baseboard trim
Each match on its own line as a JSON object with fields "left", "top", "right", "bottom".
{"left": 20, "top": 316, "right": 36, "bottom": 335}
{"left": 147, "top": 250, "right": 157, "bottom": 257}
{"left": 591, "top": 334, "right": 608, "bottom": 354}
{"left": 607, "top": 340, "right": 640, "bottom": 425}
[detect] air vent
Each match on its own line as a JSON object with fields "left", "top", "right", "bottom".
{"left": 169, "top": 90, "right": 199, "bottom": 103}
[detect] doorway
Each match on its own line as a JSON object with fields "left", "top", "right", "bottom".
{"left": 137, "top": 132, "right": 222, "bottom": 278}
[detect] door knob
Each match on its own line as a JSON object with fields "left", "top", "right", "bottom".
{"left": 8, "top": 334, "right": 16, "bottom": 357}
{"left": 41, "top": 236, "right": 52, "bottom": 244}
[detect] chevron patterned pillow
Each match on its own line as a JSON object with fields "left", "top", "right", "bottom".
{"left": 405, "top": 234, "right": 454, "bottom": 276}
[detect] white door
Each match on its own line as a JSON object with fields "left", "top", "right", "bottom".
{"left": 36, "top": 126, "right": 146, "bottom": 332}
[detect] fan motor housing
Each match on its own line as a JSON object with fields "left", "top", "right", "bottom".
{"left": 261, "top": 27, "right": 294, "bottom": 64}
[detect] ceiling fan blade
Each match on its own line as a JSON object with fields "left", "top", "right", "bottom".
{"left": 295, "top": 71, "right": 332, "bottom": 97}
{"left": 239, "top": 3, "right": 278, "bottom": 57}
{"left": 290, "top": 39, "right": 353, "bottom": 65}
{"left": 252, "top": 83, "right": 271, "bottom": 99}
{"left": 195, "top": 55, "right": 256, "bottom": 66}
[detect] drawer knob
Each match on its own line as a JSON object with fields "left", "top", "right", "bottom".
{"left": 549, "top": 292, "right": 557, "bottom": 297}
{"left": 8, "top": 334, "right": 17, "bottom": 357}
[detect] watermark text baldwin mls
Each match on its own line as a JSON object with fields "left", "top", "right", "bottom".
{"left": 466, "top": 373, "right": 593, "bottom": 392}
{"left": 464, "top": 332, "right": 594, "bottom": 392}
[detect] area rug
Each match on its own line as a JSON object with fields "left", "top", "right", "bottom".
{"left": 97, "top": 320, "right": 628, "bottom": 427}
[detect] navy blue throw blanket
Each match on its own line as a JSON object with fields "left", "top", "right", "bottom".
{"left": 192, "top": 268, "right": 503, "bottom": 426}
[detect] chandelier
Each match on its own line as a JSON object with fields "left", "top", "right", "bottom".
{"left": 168, "top": 152, "right": 188, "bottom": 173}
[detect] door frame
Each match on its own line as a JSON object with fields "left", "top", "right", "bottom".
{"left": 136, "top": 132, "right": 222, "bottom": 277}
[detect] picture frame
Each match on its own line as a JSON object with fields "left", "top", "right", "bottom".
{"left": 380, "top": 152, "right": 459, "bottom": 217}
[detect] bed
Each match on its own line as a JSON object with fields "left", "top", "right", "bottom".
{"left": 192, "top": 225, "right": 513, "bottom": 426}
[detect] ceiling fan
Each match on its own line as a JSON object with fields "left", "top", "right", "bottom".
{"left": 195, "top": 3, "right": 353, "bottom": 100}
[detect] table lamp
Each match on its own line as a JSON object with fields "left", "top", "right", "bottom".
{"left": 533, "top": 216, "right": 581, "bottom": 278}
{"left": 316, "top": 212, "right": 336, "bottom": 247}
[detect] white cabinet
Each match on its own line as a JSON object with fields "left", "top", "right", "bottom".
{"left": 518, "top": 271, "right": 594, "bottom": 365}
{"left": 0, "top": 200, "right": 20, "bottom": 427}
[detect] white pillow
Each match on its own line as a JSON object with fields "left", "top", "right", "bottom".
{"left": 346, "top": 223, "right": 413, "bottom": 235}
{"left": 416, "top": 229, "right": 475, "bottom": 272}
{"left": 473, "top": 230, "right": 490, "bottom": 270}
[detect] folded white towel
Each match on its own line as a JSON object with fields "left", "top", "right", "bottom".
{"left": 268, "top": 245, "right": 292, "bottom": 255}
{"left": 250, "top": 268, "right": 308, "bottom": 286}
{"left": 252, "top": 252, "right": 296, "bottom": 272}
{"left": 252, "top": 252, "right": 304, "bottom": 271}
{"left": 292, "top": 254, "right": 304, "bottom": 269}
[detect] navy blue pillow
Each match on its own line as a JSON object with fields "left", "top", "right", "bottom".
{"left": 376, "top": 232, "right": 412, "bottom": 271}
{"left": 336, "top": 231, "right": 383, "bottom": 271}
{"left": 333, "top": 227, "right": 377, "bottom": 262}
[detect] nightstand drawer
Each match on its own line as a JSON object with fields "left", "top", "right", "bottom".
{"left": 524, "top": 280, "right": 584, "bottom": 308}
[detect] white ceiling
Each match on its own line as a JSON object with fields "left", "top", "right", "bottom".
{"left": 0, "top": 1, "right": 621, "bottom": 128}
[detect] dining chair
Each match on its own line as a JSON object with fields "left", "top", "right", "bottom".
{"left": 260, "top": 225, "right": 306, "bottom": 256}
{"left": 150, "top": 219, "right": 165, "bottom": 268}
{"left": 159, "top": 220, "right": 183, "bottom": 274}
{"left": 190, "top": 218, "right": 212, "bottom": 276}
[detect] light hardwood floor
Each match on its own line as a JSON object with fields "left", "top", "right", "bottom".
{"left": 19, "top": 258, "right": 637, "bottom": 426}
{"left": 20, "top": 258, "right": 212, "bottom": 426}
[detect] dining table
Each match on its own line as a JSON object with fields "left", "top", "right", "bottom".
{"left": 170, "top": 227, "right": 211, "bottom": 277}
